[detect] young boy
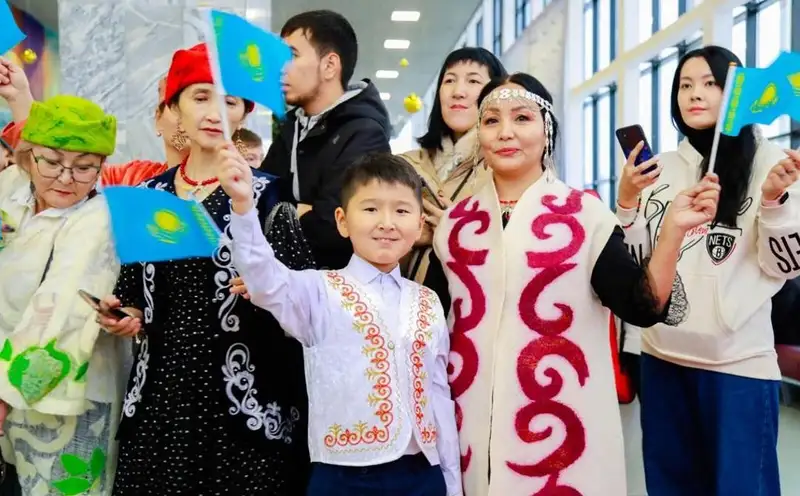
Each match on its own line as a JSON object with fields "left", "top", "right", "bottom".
{"left": 218, "top": 148, "right": 462, "bottom": 496}
{"left": 231, "top": 127, "right": 264, "bottom": 169}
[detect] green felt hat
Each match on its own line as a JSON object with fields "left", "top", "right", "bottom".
{"left": 21, "top": 95, "right": 116, "bottom": 156}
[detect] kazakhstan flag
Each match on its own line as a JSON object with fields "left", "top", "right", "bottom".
{"left": 721, "top": 51, "right": 800, "bottom": 136}
{"left": 207, "top": 9, "right": 291, "bottom": 118}
{"left": 0, "top": 0, "right": 25, "bottom": 55}
{"left": 103, "top": 187, "right": 221, "bottom": 264}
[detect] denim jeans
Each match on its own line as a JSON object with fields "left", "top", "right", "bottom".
{"left": 640, "top": 353, "right": 781, "bottom": 496}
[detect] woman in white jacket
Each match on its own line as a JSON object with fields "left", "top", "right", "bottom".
{"left": 616, "top": 45, "right": 799, "bottom": 495}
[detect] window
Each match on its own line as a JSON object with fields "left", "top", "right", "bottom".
{"left": 493, "top": 0, "right": 503, "bottom": 55}
{"left": 639, "top": 0, "right": 653, "bottom": 43}
{"left": 641, "top": 1, "right": 691, "bottom": 43}
{"left": 639, "top": 65, "right": 653, "bottom": 140}
{"left": 731, "top": 0, "right": 793, "bottom": 141}
{"left": 583, "top": 3, "right": 595, "bottom": 77}
{"left": 476, "top": 18, "right": 484, "bottom": 48}
{"left": 597, "top": 0, "right": 612, "bottom": 70}
{"left": 659, "top": 0, "right": 680, "bottom": 29}
{"left": 658, "top": 50, "right": 679, "bottom": 153}
{"left": 637, "top": 35, "right": 701, "bottom": 155}
{"left": 584, "top": 0, "right": 616, "bottom": 77}
{"left": 583, "top": 86, "right": 617, "bottom": 205}
{"left": 583, "top": 102, "right": 595, "bottom": 188}
{"left": 515, "top": 0, "right": 531, "bottom": 37}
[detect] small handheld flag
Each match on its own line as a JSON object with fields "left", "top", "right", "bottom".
{"left": 719, "top": 52, "right": 800, "bottom": 137}
{"left": 103, "top": 187, "right": 221, "bottom": 264}
{"left": 0, "top": 0, "right": 25, "bottom": 55}
{"left": 709, "top": 52, "right": 800, "bottom": 174}
{"left": 204, "top": 9, "right": 291, "bottom": 121}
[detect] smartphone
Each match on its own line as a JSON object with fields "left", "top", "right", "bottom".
{"left": 615, "top": 124, "right": 657, "bottom": 174}
{"left": 420, "top": 178, "right": 445, "bottom": 210}
{"left": 78, "top": 290, "right": 130, "bottom": 320}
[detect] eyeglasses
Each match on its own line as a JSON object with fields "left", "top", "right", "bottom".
{"left": 29, "top": 151, "right": 101, "bottom": 184}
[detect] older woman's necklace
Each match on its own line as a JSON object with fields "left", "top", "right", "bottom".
{"left": 178, "top": 160, "right": 218, "bottom": 196}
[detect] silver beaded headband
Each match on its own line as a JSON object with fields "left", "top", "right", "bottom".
{"left": 478, "top": 87, "right": 556, "bottom": 172}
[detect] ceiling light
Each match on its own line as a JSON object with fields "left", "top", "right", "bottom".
{"left": 384, "top": 39, "right": 410, "bottom": 49}
{"left": 391, "top": 11, "right": 421, "bottom": 22}
{"left": 245, "top": 8, "right": 268, "bottom": 21}
{"left": 380, "top": 92, "right": 391, "bottom": 100}
{"left": 376, "top": 70, "right": 399, "bottom": 79}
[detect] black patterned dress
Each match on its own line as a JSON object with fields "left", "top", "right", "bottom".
{"left": 111, "top": 168, "right": 312, "bottom": 495}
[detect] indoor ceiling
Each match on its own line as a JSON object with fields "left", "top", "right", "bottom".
{"left": 10, "top": 0, "right": 480, "bottom": 135}
{"left": 271, "top": 0, "right": 482, "bottom": 133}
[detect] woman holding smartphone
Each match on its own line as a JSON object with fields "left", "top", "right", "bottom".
{"left": 97, "top": 44, "right": 314, "bottom": 495}
{"left": 399, "top": 47, "right": 506, "bottom": 310}
{"left": 617, "top": 45, "right": 800, "bottom": 495}
{"left": 0, "top": 95, "right": 123, "bottom": 493}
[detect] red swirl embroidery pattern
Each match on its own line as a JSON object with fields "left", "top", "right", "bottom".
{"left": 323, "top": 272, "right": 394, "bottom": 448}
{"left": 506, "top": 190, "right": 589, "bottom": 495}
{"left": 411, "top": 286, "right": 438, "bottom": 444}
{"left": 444, "top": 198, "right": 490, "bottom": 471}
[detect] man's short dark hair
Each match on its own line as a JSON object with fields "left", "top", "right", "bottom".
{"left": 280, "top": 10, "right": 358, "bottom": 87}
{"left": 340, "top": 153, "right": 423, "bottom": 210}
{"left": 232, "top": 128, "right": 262, "bottom": 148}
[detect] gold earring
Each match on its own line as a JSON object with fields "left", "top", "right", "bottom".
{"left": 170, "top": 124, "right": 188, "bottom": 151}
{"left": 235, "top": 137, "right": 248, "bottom": 156}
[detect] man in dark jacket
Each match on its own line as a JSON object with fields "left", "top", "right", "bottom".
{"left": 263, "top": 10, "right": 392, "bottom": 269}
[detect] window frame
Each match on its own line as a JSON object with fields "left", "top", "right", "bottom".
{"left": 493, "top": 0, "right": 503, "bottom": 55}
{"left": 515, "top": 0, "right": 532, "bottom": 37}
{"left": 584, "top": 0, "right": 618, "bottom": 76}
{"left": 583, "top": 85, "right": 618, "bottom": 206}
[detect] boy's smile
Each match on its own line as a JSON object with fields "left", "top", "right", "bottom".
{"left": 335, "top": 179, "right": 424, "bottom": 273}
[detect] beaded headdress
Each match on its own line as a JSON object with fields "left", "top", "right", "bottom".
{"left": 478, "top": 87, "right": 557, "bottom": 178}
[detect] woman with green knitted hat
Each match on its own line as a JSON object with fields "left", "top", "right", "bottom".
{"left": 0, "top": 95, "right": 124, "bottom": 494}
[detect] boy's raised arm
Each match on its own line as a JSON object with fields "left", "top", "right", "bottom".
{"left": 221, "top": 143, "right": 329, "bottom": 346}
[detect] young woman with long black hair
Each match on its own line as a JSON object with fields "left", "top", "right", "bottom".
{"left": 617, "top": 45, "right": 800, "bottom": 495}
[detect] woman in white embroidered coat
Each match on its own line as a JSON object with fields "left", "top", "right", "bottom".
{"left": 616, "top": 46, "right": 800, "bottom": 496}
{"left": 0, "top": 95, "right": 123, "bottom": 494}
{"left": 96, "top": 44, "right": 315, "bottom": 495}
{"left": 400, "top": 48, "right": 505, "bottom": 311}
{"left": 433, "top": 73, "right": 721, "bottom": 496}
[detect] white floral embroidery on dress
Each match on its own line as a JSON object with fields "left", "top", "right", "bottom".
{"left": 222, "top": 342, "right": 299, "bottom": 443}
{"left": 122, "top": 262, "right": 155, "bottom": 418}
{"left": 122, "top": 336, "right": 149, "bottom": 418}
{"left": 213, "top": 176, "right": 270, "bottom": 333}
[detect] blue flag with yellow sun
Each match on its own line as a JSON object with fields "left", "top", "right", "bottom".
{"left": 721, "top": 51, "right": 800, "bottom": 136}
{"left": 103, "top": 187, "right": 221, "bottom": 263}
{"left": 205, "top": 9, "right": 290, "bottom": 118}
{"left": 0, "top": 0, "right": 25, "bottom": 55}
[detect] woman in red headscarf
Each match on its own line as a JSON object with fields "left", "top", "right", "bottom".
{"left": 96, "top": 44, "right": 314, "bottom": 495}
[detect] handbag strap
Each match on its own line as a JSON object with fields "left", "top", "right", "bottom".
{"left": 39, "top": 218, "right": 68, "bottom": 286}
{"left": 40, "top": 245, "right": 54, "bottom": 285}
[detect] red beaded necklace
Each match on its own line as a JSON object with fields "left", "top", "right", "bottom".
{"left": 178, "top": 158, "right": 218, "bottom": 187}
